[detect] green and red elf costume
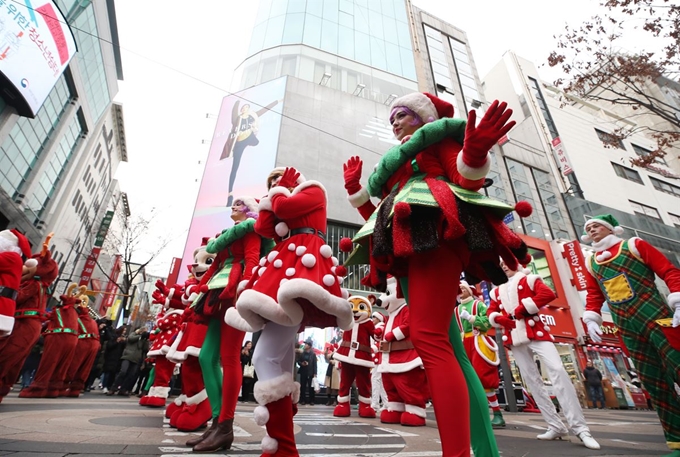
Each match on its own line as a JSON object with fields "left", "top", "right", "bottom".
{"left": 63, "top": 298, "right": 101, "bottom": 397}
{"left": 582, "top": 214, "right": 680, "bottom": 456}
{"left": 454, "top": 281, "right": 504, "bottom": 428}
{"left": 342, "top": 93, "right": 530, "bottom": 457}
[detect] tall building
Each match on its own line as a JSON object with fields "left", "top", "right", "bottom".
{"left": 0, "top": 0, "right": 126, "bottom": 295}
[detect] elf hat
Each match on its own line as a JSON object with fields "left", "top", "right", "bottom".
{"left": 581, "top": 214, "right": 624, "bottom": 243}
{"left": 459, "top": 280, "right": 478, "bottom": 297}
{"left": 390, "top": 92, "right": 453, "bottom": 124}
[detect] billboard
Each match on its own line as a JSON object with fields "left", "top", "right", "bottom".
{"left": 0, "top": 0, "right": 77, "bottom": 117}
{"left": 179, "top": 77, "right": 286, "bottom": 282}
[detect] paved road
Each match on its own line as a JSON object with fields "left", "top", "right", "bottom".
{"left": 0, "top": 389, "right": 671, "bottom": 456}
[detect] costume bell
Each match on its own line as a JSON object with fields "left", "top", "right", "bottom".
{"left": 581, "top": 214, "right": 680, "bottom": 456}
{"left": 332, "top": 295, "right": 376, "bottom": 418}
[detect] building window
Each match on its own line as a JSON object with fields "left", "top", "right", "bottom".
{"left": 630, "top": 200, "right": 661, "bottom": 219}
{"left": 611, "top": 162, "right": 643, "bottom": 184}
{"left": 527, "top": 77, "right": 559, "bottom": 140}
{"left": 531, "top": 168, "right": 570, "bottom": 239}
{"left": 650, "top": 176, "right": 680, "bottom": 198}
{"left": 595, "top": 129, "right": 625, "bottom": 149}
{"left": 669, "top": 213, "right": 680, "bottom": 228}
{"left": 632, "top": 143, "right": 667, "bottom": 166}
{"left": 449, "top": 37, "right": 481, "bottom": 114}
{"left": 505, "top": 158, "right": 546, "bottom": 238}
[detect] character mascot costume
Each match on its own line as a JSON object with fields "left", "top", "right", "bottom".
{"left": 332, "top": 295, "right": 376, "bottom": 418}
{"left": 20, "top": 284, "right": 85, "bottom": 398}
{"left": 0, "top": 232, "right": 51, "bottom": 401}
{"left": 341, "top": 93, "right": 530, "bottom": 457}
{"left": 0, "top": 229, "right": 35, "bottom": 337}
{"left": 581, "top": 214, "right": 680, "bottom": 456}
{"left": 455, "top": 281, "right": 504, "bottom": 427}
{"left": 488, "top": 262, "right": 599, "bottom": 449}
{"left": 63, "top": 293, "right": 101, "bottom": 397}
{"left": 371, "top": 276, "right": 428, "bottom": 426}
{"left": 225, "top": 167, "right": 354, "bottom": 457}
{"left": 187, "top": 196, "right": 265, "bottom": 452}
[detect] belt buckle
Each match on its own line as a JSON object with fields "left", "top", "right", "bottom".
{"left": 281, "top": 231, "right": 291, "bottom": 241}
{"left": 380, "top": 341, "right": 391, "bottom": 352}
{"left": 350, "top": 341, "right": 359, "bottom": 350}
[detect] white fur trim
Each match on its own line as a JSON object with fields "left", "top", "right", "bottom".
{"left": 391, "top": 93, "right": 438, "bottom": 123}
{"left": 510, "top": 319, "right": 530, "bottom": 346}
{"left": 254, "top": 373, "right": 296, "bottom": 405}
{"left": 275, "top": 222, "right": 289, "bottom": 237}
{"left": 392, "top": 327, "right": 405, "bottom": 341}
{"left": 277, "top": 278, "right": 354, "bottom": 330}
{"left": 521, "top": 297, "right": 540, "bottom": 315}
{"left": 386, "top": 401, "right": 406, "bottom": 412}
{"left": 24, "top": 258, "right": 38, "bottom": 268}
{"left": 295, "top": 246, "right": 307, "bottom": 256}
{"left": 186, "top": 389, "right": 208, "bottom": 405}
{"left": 474, "top": 335, "right": 500, "bottom": 366}
{"left": 526, "top": 274, "right": 540, "bottom": 291}
{"left": 341, "top": 288, "right": 349, "bottom": 299}
{"left": 268, "top": 185, "right": 292, "bottom": 199}
{"left": 258, "top": 196, "right": 272, "bottom": 211}
{"left": 225, "top": 306, "right": 258, "bottom": 332}
{"left": 668, "top": 292, "right": 680, "bottom": 309}
{"left": 337, "top": 395, "right": 350, "bottom": 403}
{"left": 323, "top": 274, "right": 335, "bottom": 287}
{"left": 301, "top": 253, "right": 316, "bottom": 268}
{"left": 280, "top": 278, "right": 288, "bottom": 286}
{"left": 319, "top": 245, "right": 333, "bottom": 258}
{"left": 173, "top": 394, "right": 187, "bottom": 406}
{"left": 358, "top": 395, "right": 371, "bottom": 403}
{"left": 583, "top": 310, "right": 603, "bottom": 325}
{"left": 292, "top": 382, "right": 300, "bottom": 404}
{"left": 253, "top": 405, "right": 270, "bottom": 426}
{"left": 405, "top": 404, "right": 427, "bottom": 418}
{"left": 614, "top": 226, "right": 624, "bottom": 235}
{"left": 287, "top": 243, "right": 296, "bottom": 251}
{"left": 581, "top": 234, "right": 592, "bottom": 243}
{"left": 0, "top": 315, "right": 14, "bottom": 334}
{"left": 233, "top": 195, "right": 259, "bottom": 213}
{"left": 267, "top": 250, "right": 280, "bottom": 263}
{"left": 489, "top": 312, "right": 502, "bottom": 327}
{"left": 291, "top": 180, "right": 328, "bottom": 203}
{"left": 348, "top": 187, "right": 370, "bottom": 208}
{"left": 584, "top": 217, "right": 615, "bottom": 234}
{"left": 262, "top": 435, "right": 278, "bottom": 453}
{"left": 456, "top": 153, "right": 491, "bottom": 180}
{"left": 592, "top": 234, "right": 623, "bottom": 252}
{"left": 237, "top": 289, "right": 299, "bottom": 327}
{"left": 629, "top": 237, "right": 642, "bottom": 259}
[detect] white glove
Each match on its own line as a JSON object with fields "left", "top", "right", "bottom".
{"left": 673, "top": 307, "right": 680, "bottom": 328}
{"left": 459, "top": 309, "right": 471, "bottom": 321}
{"left": 585, "top": 320, "right": 603, "bottom": 343}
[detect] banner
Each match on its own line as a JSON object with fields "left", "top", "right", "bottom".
{"left": 561, "top": 240, "right": 588, "bottom": 291}
{"left": 552, "top": 137, "right": 573, "bottom": 176}
{"left": 78, "top": 210, "right": 115, "bottom": 286}
{"left": 101, "top": 254, "right": 121, "bottom": 313}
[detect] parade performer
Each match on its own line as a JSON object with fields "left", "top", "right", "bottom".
{"left": 225, "top": 167, "right": 353, "bottom": 457}
{"left": 332, "top": 295, "right": 376, "bottom": 418}
{"left": 62, "top": 293, "right": 101, "bottom": 397}
{"left": 373, "top": 277, "right": 428, "bottom": 427}
{"left": 455, "top": 281, "right": 504, "bottom": 428}
{"left": 0, "top": 229, "right": 35, "bottom": 337}
{"left": 0, "top": 234, "right": 55, "bottom": 401}
{"left": 187, "top": 196, "right": 264, "bottom": 452}
{"left": 140, "top": 280, "right": 186, "bottom": 408}
{"left": 20, "top": 284, "right": 85, "bottom": 398}
{"left": 342, "top": 93, "right": 527, "bottom": 457}
{"left": 369, "top": 314, "right": 388, "bottom": 412}
{"left": 488, "top": 262, "right": 600, "bottom": 449}
{"left": 581, "top": 214, "right": 680, "bottom": 456}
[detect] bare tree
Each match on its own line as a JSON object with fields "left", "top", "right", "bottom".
{"left": 548, "top": 0, "right": 680, "bottom": 166}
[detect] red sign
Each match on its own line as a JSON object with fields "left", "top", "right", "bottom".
{"left": 540, "top": 307, "right": 578, "bottom": 339}
{"left": 581, "top": 321, "right": 625, "bottom": 347}
{"left": 561, "top": 240, "right": 588, "bottom": 291}
{"left": 78, "top": 246, "right": 101, "bottom": 287}
{"left": 101, "top": 255, "right": 121, "bottom": 312}
{"left": 551, "top": 136, "right": 574, "bottom": 176}
{"left": 166, "top": 257, "right": 182, "bottom": 287}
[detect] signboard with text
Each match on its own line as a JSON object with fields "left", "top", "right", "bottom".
{"left": 79, "top": 210, "right": 114, "bottom": 287}
{"left": 561, "top": 240, "right": 588, "bottom": 291}
{"left": 552, "top": 137, "right": 573, "bottom": 176}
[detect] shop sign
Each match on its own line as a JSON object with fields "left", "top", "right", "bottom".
{"left": 562, "top": 240, "right": 588, "bottom": 291}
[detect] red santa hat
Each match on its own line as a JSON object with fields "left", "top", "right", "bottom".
{"left": 371, "top": 311, "right": 385, "bottom": 323}
{"left": 0, "top": 229, "right": 33, "bottom": 258}
{"left": 458, "top": 280, "right": 478, "bottom": 297}
{"left": 389, "top": 92, "right": 454, "bottom": 123}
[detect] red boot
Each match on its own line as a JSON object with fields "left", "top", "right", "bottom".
{"left": 143, "top": 386, "right": 170, "bottom": 408}
{"left": 164, "top": 394, "right": 186, "bottom": 418}
{"left": 358, "top": 401, "right": 376, "bottom": 418}
{"left": 400, "top": 411, "right": 426, "bottom": 426}
{"left": 175, "top": 390, "right": 212, "bottom": 432}
{"left": 380, "top": 404, "right": 403, "bottom": 424}
{"left": 332, "top": 395, "right": 350, "bottom": 417}
{"left": 253, "top": 373, "right": 300, "bottom": 457}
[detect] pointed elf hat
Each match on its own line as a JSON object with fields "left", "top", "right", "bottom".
{"left": 581, "top": 214, "right": 624, "bottom": 243}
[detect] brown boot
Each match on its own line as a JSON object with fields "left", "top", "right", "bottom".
{"left": 192, "top": 418, "right": 234, "bottom": 452}
{"left": 185, "top": 419, "right": 218, "bottom": 447}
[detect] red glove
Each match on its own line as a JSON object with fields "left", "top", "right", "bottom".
{"left": 513, "top": 304, "right": 530, "bottom": 319}
{"left": 462, "top": 100, "right": 515, "bottom": 168}
{"left": 155, "top": 279, "right": 169, "bottom": 296}
{"left": 343, "top": 156, "right": 363, "bottom": 195}
{"left": 384, "top": 330, "right": 395, "bottom": 342}
{"left": 277, "top": 167, "right": 300, "bottom": 189}
{"left": 373, "top": 325, "right": 384, "bottom": 339}
{"left": 152, "top": 290, "right": 166, "bottom": 305}
{"left": 494, "top": 315, "right": 517, "bottom": 330}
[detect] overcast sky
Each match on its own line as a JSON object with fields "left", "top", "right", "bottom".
{"left": 111, "top": 0, "right": 617, "bottom": 276}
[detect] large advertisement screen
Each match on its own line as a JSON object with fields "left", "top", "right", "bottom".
{"left": 0, "top": 0, "right": 77, "bottom": 117}
{"left": 178, "top": 77, "right": 286, "bottom": 282}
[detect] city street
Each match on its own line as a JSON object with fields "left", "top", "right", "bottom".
{"left": 0, "top": 390, "right": 671, "bottom": 456}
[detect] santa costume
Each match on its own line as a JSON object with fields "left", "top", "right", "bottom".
{"left": 225, "top": 167, "right": 353, "bottom": 457}
{"left": 342, "top": 93, "right": 525, "bottom": 457}
{"left": 63, "top": 295, "right": 101, "bottom": 397}
{"left": 0, "top": 229, "right": 35, "bottom": 337}
{"left": 373, "top": 277, "right": 428, "bottom": 427}
{"left": 20, "top": 284, "right": 85, "bottom": 398}
{"left": 581, "top": 214, "right": 680, "bottom": 456}
{"left": 0, "top": 235, "right": 54, "bottom": 401}
{"left": 455, "top": 281, "right": 504, "bottom": 428}
{"left": 488, "top": 264, "right": 599, "bottom": 450}
{"left": 332, "top": 295, "right": 376, "bottom": 418}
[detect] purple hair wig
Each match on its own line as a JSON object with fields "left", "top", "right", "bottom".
{"left": 389, "top": 106, "right": 423, "bottom": 126}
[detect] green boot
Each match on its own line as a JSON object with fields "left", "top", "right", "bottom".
{"left": 490, "top": 410, "right": 506, "bottom": 428}
{"left": 660, "top": 451, "right": 680, "bottom": 457}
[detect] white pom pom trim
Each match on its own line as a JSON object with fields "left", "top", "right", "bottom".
{"left": 259, "top": 257, "right": 266, "bottom": 266}
{"left": 280, "top": 278, "right": 289, "bottom": 286}
{"left": 267, "top": 250, "right": 279, "bottom": 263}
{"left": 273, "top": 259, "right": 283, "bottom": 268}
{"left": 614, "top": 226, "right": 624, "bottom": 235}
{"left": 528, "top": 320, "right": 535, "bottom": 327}
{"left": 536, "top": 331, "right": 544, "bottom": 337}
{"left": 331, "top": 256, "right": 339, "bottom": 266}
{"left": 323, "top": 274, "right": 335, "bottom": 287}
{"left": 261, "top": 435, "right": 278, "bottom": 453}
{"left": 319, "top": 245, "right": 333, "bottom": 258}
{"left": 286, "top": 268, "right": 296, "bottom": 277}
{"left": 24, "top": 258, "right": 38, "bottom": 268}
{"left": 296, "top": 246, "right": 307, "bottom": 256}
{"left": 596, "top": 251, "right": 612, "bottom": 262}
{"left": 275, "top": 222, "right": 289, "bottom": 237}
{"left": 331, "top": 266, "right": 337, "bottom": 274}
{"left": 502, "top": 335, "right": 508, "bottom": 342}
{"left": 258, "top": 267, "right": 266, "bottom": 277}
{"left": 288, "top": 243, "right": 296, "bottom": 251}
{"left": 252, "top": 265, "right": 259, "bottom": 274}
{"left": 302, "top": 253, "right": 317, "bottom": 268}
{"left": 533, "top": 316, "right": 540, "bottom": 321}
{"left": 253, "top": 405, "right": 270, "bottom": 426}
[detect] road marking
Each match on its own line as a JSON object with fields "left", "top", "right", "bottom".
{"left": 161, "top": 439, "right": 175, "bottom": 443}
{"left": 528, "top": 425, "right": 546, "bottom": 430}
{"left": 233, "top": 424, "right": 251, "bottom": 437}
{"left": 374, "top": 426, "right": 420, "bottom": 437}
{"left": 164, "top": 432, "right": 190, "bottom": 436}
{"left": 611, "top": 438, "right": 639, "bottom": 445}
{"left": 230, "top": 443, "right": 406, "bottom": 451}
{"left": 161, "top": 454, "right": 442, "bottom": 457}
{"left": 305, "top": 432, "right": 403, "bottom": 438}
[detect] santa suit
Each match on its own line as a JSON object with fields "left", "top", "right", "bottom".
{"left": 0, "top": 251, "right": 22, "bottom": 337}
{"left": 333, "top": 318, "right": 375, "bottom": 417}
{"left": 0, "top": 252, "right": 56, "bottom": 400}
{"left": 20, "top": 295, "right": 80, "bottom": 398}
{"left": 63, "top": 307, "right": 101, "bottom": 396}
{"left": 225, "top": 179, "right": 353, "bottom": 457}
{"left": 376, "top": 303, "right": 428, "bottom": 426}
{"left": 370, "top": 340, "right": 388, "bottom": 411}
{"left": 584, "top": 236, "right": 680, "bottom": 450}
{"left": 488, "top": 273, "right": 589, "bottom": 437}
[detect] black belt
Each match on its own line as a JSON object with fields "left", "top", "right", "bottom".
{"left": 282, "top": 227, "right": 326, "bottom": 242}
{"left": 0, "top": 286, "right": 18, "bottom": 301}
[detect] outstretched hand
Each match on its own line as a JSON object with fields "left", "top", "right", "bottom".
{"left": 343, "top": 156, "right": 363, "bottom": 194}
{"left": 277, "top": 167, "right": 300, "bottom": 189}
{"left": 463, "top": 100, "right": 515, "bottom": 164}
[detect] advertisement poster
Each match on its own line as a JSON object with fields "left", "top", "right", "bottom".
{"left": 179, "top": 77, "right": 286, "bottom": 282}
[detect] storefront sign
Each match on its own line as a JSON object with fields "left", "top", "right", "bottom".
{"left": 552, "top": 137, "right": 573, "bottom": 176}
{"left": 561, "top": 240, "right": 588, "bottom": 291}
{"left": 78, "top": 211, "right": 115, "bottom": 287}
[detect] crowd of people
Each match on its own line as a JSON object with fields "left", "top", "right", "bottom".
{"left": 1, "top": 91, "right": 679, "bottom": 457}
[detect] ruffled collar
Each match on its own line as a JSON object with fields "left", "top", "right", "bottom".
{"left": 592, "top": 235, "right": 623, "bottom": 262}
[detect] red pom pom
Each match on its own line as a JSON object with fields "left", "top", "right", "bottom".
{"left": 339, "top": 237, "right": 354, "bottom": 253}
{"left": 199, "top": 284, "right": 209, "bottom": 293}
{"left": 335, "top": 265, "right": 348, "bottom": 277}
{"left": 514, "top": 201, "right": 533, "bottom": 218}
{"left": 394, "top": 202, "right": 411, "bottom": 220}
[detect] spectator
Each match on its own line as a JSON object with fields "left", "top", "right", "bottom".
{"left": 240, "top": 341, "right": 254, "bottom": 402}
{"left": 324, "top": 337, "right": 340, "bottom": 406}
{"left": 583, "top": 360, "right": 605, "bottom": 409}
{"left": 101, "top": 327, "right": 127, "bottom": 393}
{"left": 297, "top": 339, "right": 317, "bottom": 406}
{"left": 132, "top": 331, "right": 152, "bottom": 396}
{"left": 85, "top": 319, "right": 115, "bottom": 392}
{"left": 108, "top": 327, "right": 148, "bottom": 396}
{"left": 19, "top": 336, "right": 44, "bottom": 389}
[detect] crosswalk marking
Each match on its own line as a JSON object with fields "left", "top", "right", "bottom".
{"left": 374, "top": 426, "right": 420, "bottom": 437}
{"left": 306, "top": 432, "right": 403, "bottom": 438}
